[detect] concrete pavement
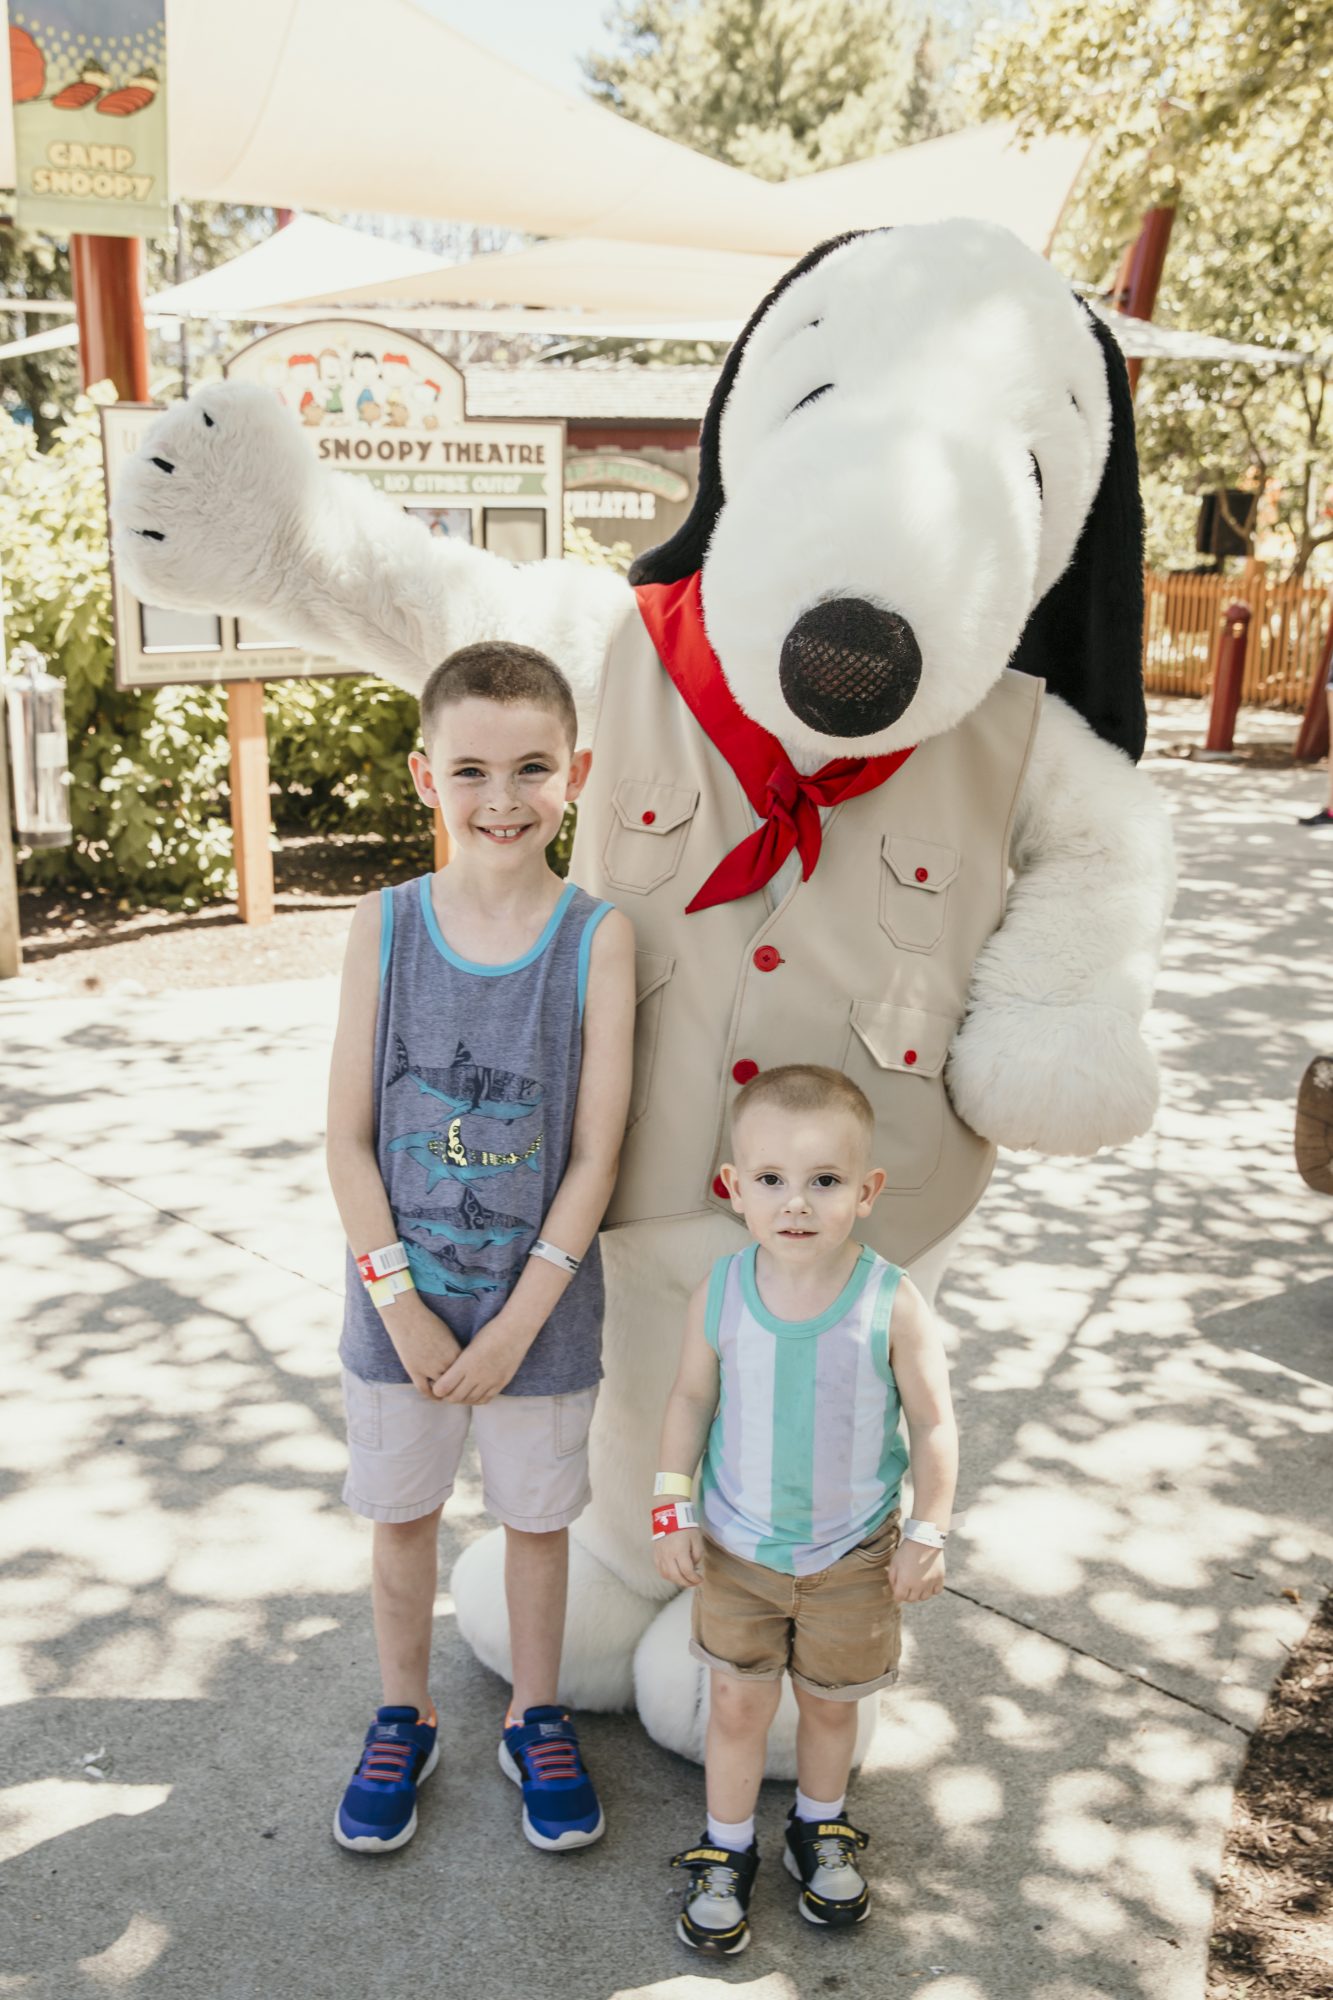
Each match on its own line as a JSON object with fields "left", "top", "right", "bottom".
{"left": 2, "top": 738, "right": 1331, "bottom": 2000}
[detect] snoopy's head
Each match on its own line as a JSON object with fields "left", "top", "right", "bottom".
{"left": 631, "top": 219, "right": 1145, "bottom": 765}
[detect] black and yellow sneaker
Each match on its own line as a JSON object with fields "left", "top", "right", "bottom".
{"left": 783, "top": 1809, "right": 871, "bottom": 1926}
{"left": 671, "top": 1837, "right": 760, "bottom": 1954}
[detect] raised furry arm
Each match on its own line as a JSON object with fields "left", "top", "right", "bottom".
{"left": 110, "top": 381, "right": 629, "bottom": 731}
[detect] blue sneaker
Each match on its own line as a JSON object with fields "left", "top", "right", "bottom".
{"left": 498, "top": 1705, "right": 605, "bottom": 1850}
{"left": 333, "top": 1705, "right": 439, "bottom": 1853}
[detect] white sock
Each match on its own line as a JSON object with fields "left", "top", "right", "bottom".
{"left": 794, "top": 1787, "right": 845, "bottom": 1823}
{"left": 706, "top": 1812, "right": 755, "bottom": 1852}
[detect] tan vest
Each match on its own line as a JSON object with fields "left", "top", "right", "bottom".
{"left": 573, "top": 606, "right": 1043, "bottom": 1265}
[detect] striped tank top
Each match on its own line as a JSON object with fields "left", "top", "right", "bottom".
{"left": 699, "top": 1242, "right": 909, "bottom": 1576}
{"left": 339, "top": 874, "right": 613, "bottom": 1395}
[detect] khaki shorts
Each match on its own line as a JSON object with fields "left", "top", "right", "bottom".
{"left": 341, "top": 1368, "right": 597, "bottom": 1531}
{"left": 690, "top": 1510, "right": 902, "bottom": 1701}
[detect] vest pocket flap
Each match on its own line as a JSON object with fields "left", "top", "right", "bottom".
{"left": 634, "top": 949, "right": 675, "bottom": 1004}
{"left": 849, "top": 1001, "right": 952, "bottom": 1078}
{"left": 882, "top": 835, "right": 959, "bottom": 891}
{"left": 611, "top": 779, "right": 700, "bottom": 837}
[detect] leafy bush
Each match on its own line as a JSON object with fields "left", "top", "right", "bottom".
{"left": 1, "top": 390, "right": 234, "bottom": 906}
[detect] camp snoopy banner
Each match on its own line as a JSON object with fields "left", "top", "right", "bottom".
{"left": 8, "top": 2, "right": 168, "bottom": 237}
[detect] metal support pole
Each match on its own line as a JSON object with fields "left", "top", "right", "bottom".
{"left": 1205, "top": 601, "right": 1252, "bottom": 754}
{"left": 0, "top": 695, "right": 20, "bottom": 981}
{"left": 69, "top": 234, "right": 151, "bottom": 400}
{"left": 227, "top": 681, "right": 274, "bottom": 925}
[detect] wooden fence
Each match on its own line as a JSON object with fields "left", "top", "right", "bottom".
{"left": 1142, "top": 570, "right": 1332, "bottom": 709}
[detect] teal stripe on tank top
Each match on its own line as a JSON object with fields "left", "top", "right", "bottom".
{"left": 378, "top": 884, "right": 394, "bottom": 986}
{"left": 755, "top": 1333, "right": 819, "bottom": 1568}
{"left": 575, "top": 900, "right": 614, "bottom": 1019}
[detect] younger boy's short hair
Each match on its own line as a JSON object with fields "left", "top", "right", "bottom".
{"left": 420, "top": 642, "right": 578, "bottom": 752}
{"left": 731, "top": 1064, "right": 873, "bottom": 1143}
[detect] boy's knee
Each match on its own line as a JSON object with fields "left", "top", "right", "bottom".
{"left": 710, "top": 1672, "right": 780, "bottom": 1730}
{"left": 793, "top": 1681, "right": 857, "bottom": 1724}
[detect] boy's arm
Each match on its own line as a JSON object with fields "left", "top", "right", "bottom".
{"left": 652, "top": 1278, "right": 720, "bottom": 1590}
{"left": 435, "top": 907, "right": 636, "bottom": 1404}
{"left": 886, "top": 1274, "right": 958, "bottom": 1605}
{"left": 327, "top": 894, "right": 462, "bottom": 1398}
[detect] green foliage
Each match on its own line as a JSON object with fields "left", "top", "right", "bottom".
{"left": 583, "top": 0, "right": 928, "bottom": 178}
{"left": 965, "top": 0, "right": 1333, "bottom": 579}
{"left": 1, "top": 391, "right": 234, "bottom": 906}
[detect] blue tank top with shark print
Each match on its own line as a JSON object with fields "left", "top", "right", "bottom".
{"left": 339, "top": 874, "right": 614, "bottom": 1394}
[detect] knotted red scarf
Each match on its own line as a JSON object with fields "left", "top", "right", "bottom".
{"left": 633, "top": 572, "right": 915, "bottom": 914}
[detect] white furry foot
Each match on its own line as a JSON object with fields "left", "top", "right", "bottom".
{"left": 450, "top": 1529, "right": 660, "bottom": 1711}
{"left": 110, "top": 381, "right": 319, "bottom": 614}
{"left": 947, "top": 997, "right": 1160, "bottom": 1155}
{"left": 632, "top": 1595, "right": 878, "bottom": 1775}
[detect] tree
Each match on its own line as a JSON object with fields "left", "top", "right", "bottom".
{"left": 966, "top": 0, "right": 1333, "bottom": 577}
{"left": 583, "top": 0, "right": 925, "bottom": 180}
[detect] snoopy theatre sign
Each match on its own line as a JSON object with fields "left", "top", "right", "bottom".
{"left": 101, "top": 323, "right": 564, "bottom": 690}
{"left": 9, "top": 3, "right": 168, "bottom": 237}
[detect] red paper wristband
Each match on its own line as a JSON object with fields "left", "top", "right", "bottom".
{"left": 652, "top": 1500, "right": 698, "bottom": 1539}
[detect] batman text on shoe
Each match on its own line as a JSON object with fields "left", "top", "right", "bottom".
{"left": 782, "top": 1810, "right": 871, "bottom": 1926}
{"left": 672, "top": 1839, "right": 760, "bottom": 1954}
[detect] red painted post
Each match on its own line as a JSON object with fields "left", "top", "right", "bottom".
{"left": 1205, "top": 601, "right": 1252, "bottom": 753}
{"left": 1111, "top": 205, "right": 1177, "bottom": 399}
{"left": 69, "top": 235, "right": 151, "bottom": 400}
{"left": 1294, "top": 604, "right": 1333, "bottom": 763}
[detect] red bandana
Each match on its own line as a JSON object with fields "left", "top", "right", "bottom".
{"left": 633, "top": 572, "right": 915, "bottom": 913}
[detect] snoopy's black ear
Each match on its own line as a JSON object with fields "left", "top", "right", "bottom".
{"left": 1008, "top": 310, "right": 1146, "bottom": 761}
{"left": 629, "top": 231, "right": 873, "bottom": 588}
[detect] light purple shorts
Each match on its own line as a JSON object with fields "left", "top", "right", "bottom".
{"left": 341, "top": 1368, "right": 597, "bottom": 1531}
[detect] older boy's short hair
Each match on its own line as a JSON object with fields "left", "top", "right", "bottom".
{"left": 731, "top": 1064, "right": 873, "bottom": 1142}
{"left": 420, "top": 642, "right": 578, "bottom": 752}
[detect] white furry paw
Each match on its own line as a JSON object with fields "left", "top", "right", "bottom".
{"left": 110, "top": 381, "right": 318, "bottom": 614}
{"left": 632, "top": 1596, "right": 877, "bottom": 1775}
{"left": 451, "top": 1528, "right": 659, "bottom": 1711}
{"left": 947, "top": 998, "right": 1160, "bottom": 1155}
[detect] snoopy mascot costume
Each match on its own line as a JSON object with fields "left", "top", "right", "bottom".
{"left": 114, "top": 219, "right": 1174, "bottom": 1771}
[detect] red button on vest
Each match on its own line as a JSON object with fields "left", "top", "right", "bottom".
{"left": 641, "top": 810, "right": 656, "bottom": 824}
{"left": 904, "top": 1049, "right": 918, "bottom": 1065}
{"left": 732, "top": 1059, "right": 759, "bottom": 1085}
{"left": 915, "top": 866, "right": 929, "bottom": 882}
{"left": 712, "top": 1174, "right": 729, "bottom": 1200}
{"left": 752, "top": 945, "right": 782, "bottom": 972}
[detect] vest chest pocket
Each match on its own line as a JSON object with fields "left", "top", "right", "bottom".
{"left": 628, "top": 950, "right": 674, "bottom": 1131}
{"left": 603, "top": 780, "right": 700, "bottom": 895}
{"left": 879, "top": 836, "right": 959, "bottom": 953}
{"left": 841, "top": 1001, "right": 952, "bottom": 1190}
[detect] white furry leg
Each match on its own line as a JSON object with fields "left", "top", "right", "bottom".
{"left": 632, "top": 1595, "right": 878, "bottom": 1776}
{"left": 450, "top": 1529, "right": 660, "bottom": 1712}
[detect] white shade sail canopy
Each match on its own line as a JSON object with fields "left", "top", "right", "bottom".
{"left": 0, "top": 1, "right": 1090, "bottom": 259}
{"left": 0, "top": 0, "right": 832, "bottom": 254}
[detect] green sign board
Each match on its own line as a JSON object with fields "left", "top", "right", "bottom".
{"left": 9, "top": 2, "right": 168, "bottom": 238}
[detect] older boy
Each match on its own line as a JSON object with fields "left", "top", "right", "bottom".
{"left": 327, "top": 642, "right": 634, "bottom": 1855}
{"left": 653, "top": 1064, "right": 957, "bottom": 1952}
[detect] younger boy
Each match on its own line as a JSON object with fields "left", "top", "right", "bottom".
{"left": 653, "top": 1064, "right": 957, "bottom": 1952}
{"left": 327, "top": 642, "right": 634, "bottom": 1855}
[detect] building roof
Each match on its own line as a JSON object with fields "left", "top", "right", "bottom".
{"left": 462, "top": 365, "right": 718, "bottom": 423}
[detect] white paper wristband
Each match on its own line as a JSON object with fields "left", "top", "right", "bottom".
{"left": 902, "top": 1518, "right": 948, "bottom": 1549}
{"left": 529, "top": 1238, "right": 580, "bottom": 1276}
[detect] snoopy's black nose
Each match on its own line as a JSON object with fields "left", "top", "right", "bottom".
{"left": 779, "top": 598, "right": 922, "bottom": 738}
